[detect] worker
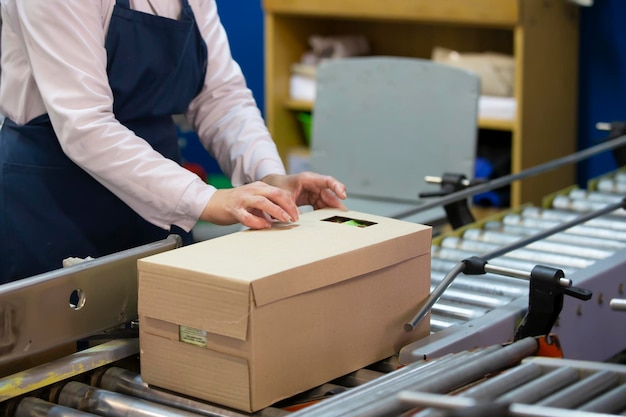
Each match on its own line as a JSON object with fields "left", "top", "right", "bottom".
{"left": 0, "top": 0, "right": 347, "bottom": 284}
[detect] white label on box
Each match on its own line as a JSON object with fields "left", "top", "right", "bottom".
{"left": 180, "top": 326, "right": 208, "bottom": 348}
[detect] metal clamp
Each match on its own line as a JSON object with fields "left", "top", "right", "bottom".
{"left": 513, "top": 264, "right": 592, "bottom": 341}
{"left": 460, "top": 256, "right": 592, "bottom": 340}
{"left": 419, "top": 173, "right": 483, "bottom": 229}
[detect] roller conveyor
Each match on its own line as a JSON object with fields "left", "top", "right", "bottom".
{"left": 3, "top": 168, "right": 626, "bottom": 416}
{"left": 7, "top": 338, "right": 626, "bottom": 417}
{"left": 415, "top": 176, "right": 626, "bottom": 362}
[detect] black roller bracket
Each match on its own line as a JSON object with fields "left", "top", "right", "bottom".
{"left": 419, "top": 173, "right": 484, "bottom": 229}
{"left": 514, "top": 265, "right": 592, "bottom": 341}
{"left": 597, "top": 121, "right": 626, "bottom": 166}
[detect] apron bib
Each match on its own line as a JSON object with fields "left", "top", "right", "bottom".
{"left": 0, "top": 0, "right": 208, "bottom": 283}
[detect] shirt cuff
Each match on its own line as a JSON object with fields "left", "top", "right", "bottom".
{"left": 257, "top": 158, "right": 287, "bottom": 180}
{"left": 171, "top": 177, "right": 217, "bottom": 232}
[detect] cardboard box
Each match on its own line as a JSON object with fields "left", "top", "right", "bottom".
{"left": 137, "top": 208, "right": 431, "bottom": 412}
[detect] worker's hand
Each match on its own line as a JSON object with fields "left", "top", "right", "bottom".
{"left": 200, "top": 181, "right": 300, "bottom": 230}
{"left": 261, "top": 172, "right": 347, "bottom": 211}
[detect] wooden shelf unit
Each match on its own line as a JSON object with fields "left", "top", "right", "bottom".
{"left": 262, "top": 0, "right": 579, "bottom": 207}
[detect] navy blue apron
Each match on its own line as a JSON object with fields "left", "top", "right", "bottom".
{"left": 0, "top": 0, "right": 208, "bottom": 283}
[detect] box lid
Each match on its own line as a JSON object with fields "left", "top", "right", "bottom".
{"left": 138, "top": 209, "right": 431, "bottom": 340}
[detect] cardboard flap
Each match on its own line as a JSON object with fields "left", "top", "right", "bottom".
{"left": 138, "top": 264, "right": 252, "bottom": 341}
{"left": 250, "top": 231, "right": 427, "bottom": 308}
{"left": 249, "top": 209, "right": 431, "bottom": 306}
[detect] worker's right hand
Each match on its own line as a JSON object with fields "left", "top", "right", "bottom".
{"left": 200, "top": 181, "right": 300, "bottom": 230}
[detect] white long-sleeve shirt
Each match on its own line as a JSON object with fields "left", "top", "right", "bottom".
{"left": 0, "top": 0, "right": 286, "bottom": 232}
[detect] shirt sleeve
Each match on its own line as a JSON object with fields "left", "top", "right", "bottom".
{"left": 12, "top": 0, "right": 218, "bottom": 232}
{"left": 185, "top": 1, "right": 286, "bottom": 187}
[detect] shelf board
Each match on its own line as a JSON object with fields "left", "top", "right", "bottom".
{"left": 263, "top": 0, "right": 518, "bottom": 28}
{"left": 478, "top": 117, "right": 514, "bottom": 131}
{"left": 285, "top": 100, "right": 514, "bottom": 132}
{"left": 285, "top": 99, "right": 313, "bottom": 112}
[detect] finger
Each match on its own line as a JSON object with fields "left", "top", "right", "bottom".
{"left": 329, "top": 179, "right": 347, "bottom": 200}
{"left": 237, "top": 208, "right": 273, "bottom": 230}
{"left": 308, "top": 174, "right": 348, "bottom": 200}
{"left": 243, "top": 187, "right": 299, "bottom": 223}
{"left": 258, "top": 185, "right": 300, "bottom": 222}
{"left": 315, "top": 188, "right": 348, "bottom": 210}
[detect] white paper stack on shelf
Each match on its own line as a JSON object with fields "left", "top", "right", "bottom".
{"left": 289, "top": 63, "right": 316, "bottom": 102}
{"left": 289, "top": 72, "right": 517, "bottom": 123}
{"left": 478, "top": 95, "right": 517, "bottom": 121}
{"left": 430, "top": 46, "right": 517, "bottom": 122}
{"left": 289, "top": 45, "right": 517, "bottom": 123}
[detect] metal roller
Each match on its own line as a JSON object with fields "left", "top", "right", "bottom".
{"left": 97, "top": 367, "right": 289, "bottom": 417}
{"left": 431, "top": 257, "right": 467, "bottom": 272}
{"left": 433, "top": 286, "right": 511, "bottom": 309}
{"left": 597, "top": 177, "right": 626, "bottom": 194}
{"left": 610, "top": 299, "right": 626, "bottom": 311}
{"left": 411, "top": 362, "right": 545, "bottom": 417}
{"left": 495, "top": 367, "right": 581, "bottom": 404}
{"left": 429, "top": 317, "right": 463, "bottom": 332}
{"left": 450, "top": 362, "right": 545, "bottom": 400}
{"left": 394, "top": 391, "right": 620, "bottom": 417}
{"left": 289, "top": 348, "right": 492, "bottom": 416}
{"left": 430, "top": 300, "right": 490, "bottom": 321}
{"left": 427, "top": 266, "right": 502, "bottom": 329}
{"left": 15, "top": 398, "right": 99, "bottom": 417}
{"left": 482, "top": 222, "right": 626, "bottom": 251}
{"left": 440, "top": 236, "right": 596, "bottom": 270}
{"left": 536, "top": 370, "right": 620, "bottom": 409}
{"left": 0, "top": 340, "right": 139, "bottom": 404}
{"left": 521, "top": 207, "right": 626, "bottom": 231}
{"left": 292, "top": 350, "right": 480, "bottom": 415}
{"left": 578, "top": 382, "right": 626, "bottom": 413}
{"left": 458, "top": 230, "right": 614, "bottom": 260}
{"left": 431, "top": 271, "right": 528, "bottom": 298}
{"left": 331, "top": 369, "right": 385, "bottom": 388}
{"left": 552, "top": 195, "right": 626, "bottom": 217}
{"left": 431, "top": 246, "right": 580, "bottom": 276}
{"left": 612, "top": 171, "right": 626, "bottom": 183}
{"left": 430, "top": 303, "right": 516, "bottom": 328}
{"left": 289, "top": 338, "right": 539, "bottom": 417}
{"left": 568, "top": 189, "right": 625, "bottom": 204}
{"left": 58, "top": 381, "right": 208, "bottom": 417}
{"left": 504, "top": 213, "right": 624, "bottom": 237}
{"left": 500, "top": 214, "right": 626, "bottom": 241}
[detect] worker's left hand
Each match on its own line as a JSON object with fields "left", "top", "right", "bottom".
{"left": 262, "top": 172, "right": 347, "bottom": 211}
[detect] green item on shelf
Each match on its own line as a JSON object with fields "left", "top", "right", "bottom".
{"left": 297, "top": 112, "right": 312, "bottom": 145}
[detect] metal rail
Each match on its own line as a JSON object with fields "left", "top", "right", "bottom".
{"left": 393, "top": 134, "right": 626, "bottom": 220}
{"left": 0, "top": 235, "right": 181, "bottom": 366}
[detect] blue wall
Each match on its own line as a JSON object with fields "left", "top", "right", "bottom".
{"left": 215, "top": 0, "right": 265, "bottom": 115}
{"left": 179, "top": 1, "right": 265, "bottom": 180}
{"left": 577, "top": 0, "right": 626, "bottom": 185}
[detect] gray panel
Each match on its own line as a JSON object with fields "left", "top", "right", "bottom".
{"left": 310, "top": 56, "right": 480, "bottom": 205}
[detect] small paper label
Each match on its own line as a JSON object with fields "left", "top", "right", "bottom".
{"left": 180, "top": 326, "right": 207, "bottom": 348}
